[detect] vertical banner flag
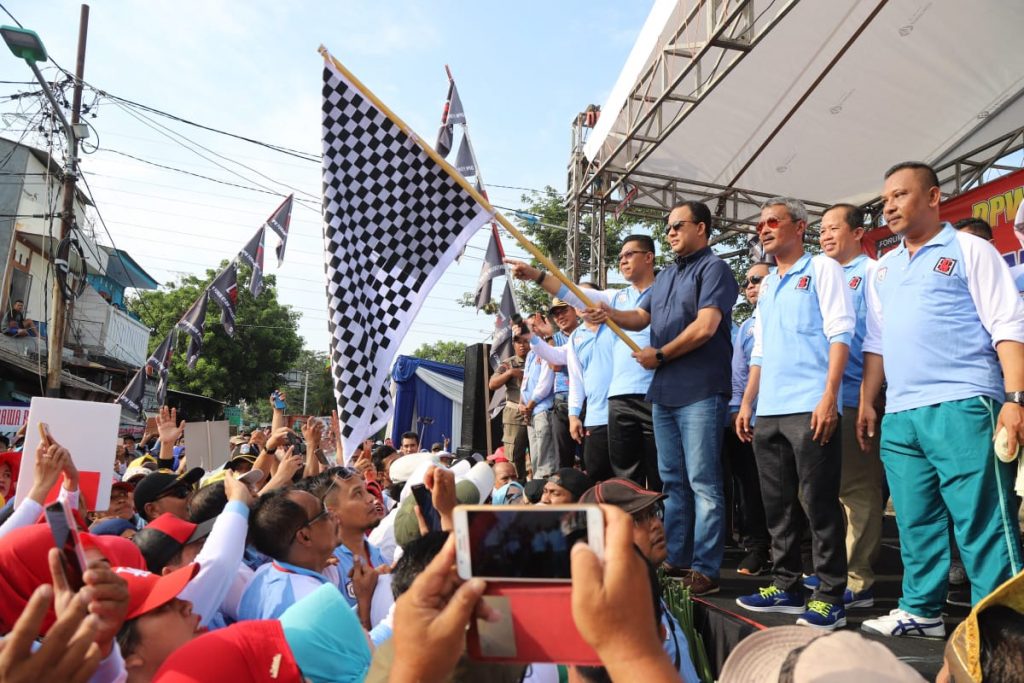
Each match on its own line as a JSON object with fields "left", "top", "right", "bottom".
{"left": 176, "top": 293, "right": 209, "bottom": 370}
{"left": 147, "top": 328, "right": 177, "bottom": 408}
{"left": 454, "top": 134, "right": 476, "bottom": 178}
{"left": 434, "top": 78, "right": 465, "bottom": 158}
{"left": 208, "top": 263, "right": 239, "bottom": 336}
{"left": 474, "top": 225, "right": 505, "bottom": 309}
{"left": 320, "top": 48, "right": 493, "bottom": 460}
{"left": 115, "top": 367, "right": 147, "bottom": 420}
{"left": 489, "top": 280, "right": 518, "bottom": 369}
{"left": 266, "top": 194, "right": 294, "bottom": 267}
{"left": 239, "top": 226, "right": 266, "bottom": 297}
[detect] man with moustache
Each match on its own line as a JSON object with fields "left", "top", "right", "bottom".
{"left": 859, "top": 162, "right": 1024, "bottom": 638}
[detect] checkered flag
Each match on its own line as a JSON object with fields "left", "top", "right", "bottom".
{"left": 321, "top": 49, "right": 493, "bottom": 459}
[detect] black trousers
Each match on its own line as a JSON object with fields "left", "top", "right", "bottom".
{"left": 753, "top": 413, "right": 847, "bottom": 604}
{"left": 582, "top": 424, "right": 613, "bottom": 482}
{"left": 721, "top": 426, "right": 770, "bottom": 551}
{"left": 552, "top": 395, "right": 579, "bottom": 469}
{"left": 607, "top": 395, "right": 661, "bottom": 491}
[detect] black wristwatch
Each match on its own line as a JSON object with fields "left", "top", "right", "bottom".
{"left": 655, "top": 349, "right": 665, "bottom": 366}
{"left": 534, "top": 269, "right": 547, "bottom": 285}
{"left": 1007, "top": 391, "right": 1024, "bottom": 405}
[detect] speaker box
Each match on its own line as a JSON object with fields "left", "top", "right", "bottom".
{"left": 460, "top": 343, "right": 502, "bottom": 456}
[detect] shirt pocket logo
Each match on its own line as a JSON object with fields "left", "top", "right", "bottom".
{"left": 848, "top": 276, "right": 862, "bottom": 289}
{"left": 795, "top": 275, "right": 812, "bottom": 291}
{"left": 933, "top": 257, "right": 957, "bottom": 276}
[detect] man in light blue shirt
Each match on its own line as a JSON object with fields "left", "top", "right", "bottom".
{"left": 859, "top": 162, "right": 1024, "bottom": 639}
{"left": 819, "top": 203, "right": 882, "bottom": 610}
{"left": 506, "top": 234, "right": 661, "bottom": 489}
{"left": 735, "top": 197, "right": 854, "bottom": 631}
{"left": 519, "top": 328, "right": 557, "bottom": 477}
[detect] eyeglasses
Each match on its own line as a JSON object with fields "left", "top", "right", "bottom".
{"left": 756, "top": 216, "right": 792, "bottom": 231}
{"left": 633, "top": 502, "right": 665, "bottom": 526}
{"left": 666, "top": 219, "right": 699, "bottom": 233}
{"left": 301, "top": 505, "right": 331, "bottom": 530}
{"left": 156, "top": 484, "right": 190, "bottom": 501}
{"left": 743, "top": 275, "right": 764, "bottom": 287}
{"left": 618, "top": 249, "right": 652, "bottom": 262}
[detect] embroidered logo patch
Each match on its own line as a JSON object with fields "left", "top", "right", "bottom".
{"left": 848, "top": 276, "right": 862, "bottom": 289}
{"left": 934, "top": 257, "right": 957, "bottom": 276}
{"left": 877, "top": 267, "right": 887, "bottom": 282}
{"left": 796, "top": 275, "right": 811, "bottom": 291}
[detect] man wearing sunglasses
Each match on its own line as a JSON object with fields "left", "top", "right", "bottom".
{"left": 735, "top": 197, "right": 854, "bottom": 631}
{"left": 725, "top": 262, "right": 772, "bottom": 577}
{"left": 133, "top": 468, "right": 204, "bottom": 522}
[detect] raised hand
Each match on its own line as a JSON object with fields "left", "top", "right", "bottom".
{"left": 156, "top": 405, "right": 185, "bottom": 444}
{"left": 28, "top": 440, "right": 70, "bottom": 504}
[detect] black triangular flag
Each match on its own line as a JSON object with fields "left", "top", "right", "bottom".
{"left": 266, "top": 195, "right": 294, "bottom": 267}
{"left": 176, "top": 293, "right": 209, "bottom": 370}
{"left": 209, "top": 263, "right": 239, "bottom": 336}
{"left": 115, "top": 368, "right": 147, "bottom": 420}
{"left": 239, "top": 227, "right": 266, "bottom": 297}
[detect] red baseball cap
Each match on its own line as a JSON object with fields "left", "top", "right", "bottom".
{"left": 114, "top": 563, "right": 199, "bottom": 621}
{"left": 154, "top": 619, "right": 302, "bottom": 683}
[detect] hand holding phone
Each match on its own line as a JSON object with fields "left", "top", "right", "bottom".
{"left": 44, "top": 501, "right": 87, "bottom": 592}
{"left": 412, "top": 483, "right": 443, "bottom": 533}
{"left": 271, "top": 390, "right": 288, "bottom": 411}
{"left": 453, "top": 504, "right": 604, "bottom": 582}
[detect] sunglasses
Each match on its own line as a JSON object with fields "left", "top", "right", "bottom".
{"left": 156, "top": 484, "right": 191, "bottom": 501}
{"left": 666, "top": 219, "right": 699, "bottom": 233}
{"left": 756, "top": 216, "right": 791, "bottom": 230}
{"left": 744, "top": 275, "right": 765, "bottom": 287}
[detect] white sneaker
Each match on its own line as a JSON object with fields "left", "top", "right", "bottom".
{"left": 861, "top": 608, "right": 945, "bottom": 638}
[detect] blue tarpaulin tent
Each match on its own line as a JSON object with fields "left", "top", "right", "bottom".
{"left": 390, "top": 356, "right": 464, "bottom": 449}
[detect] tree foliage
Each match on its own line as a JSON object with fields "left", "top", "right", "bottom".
{"left": 127, "top": 263, "right": 303, "bottom": 404}
{"left": 410, "top": 340, "right": 467, "bottom": 367}
{"left": 289, "top": 349, "right": 335, "bottom": 416}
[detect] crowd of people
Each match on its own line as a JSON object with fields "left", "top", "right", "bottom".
{"left": 0, "top": 160, "right": 1022, "bottom": 682}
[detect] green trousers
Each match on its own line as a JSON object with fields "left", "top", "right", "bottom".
{"left": 881, "top": 396, "right": 1022, "bottom": 618}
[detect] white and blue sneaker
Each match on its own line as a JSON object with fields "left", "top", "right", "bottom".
{"left": 802, "top": 574, "right": 820, "bottom": 590}
{"left": 861, "top": 608, "right": 945, "bottom": 638}
{"left": 796, "top": 600, "right": 847, "bottom": 630}
{"left": 736, "top": 585, "right": 806, "bottom": 614}
{"left": 844, "top": 587, "right": 875, "bottom": 608}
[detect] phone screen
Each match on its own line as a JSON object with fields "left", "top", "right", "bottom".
{"left": 272, "top": 391, "right": 287, "bottom": 410}
{"left": 412, "top": 484, "right": 443, "bottom": 532}
{"left": 44, "top": 502, "right": 86, "bottom": 591}
{"left": 465, "top": 508, "right": 592, "bottom": 580}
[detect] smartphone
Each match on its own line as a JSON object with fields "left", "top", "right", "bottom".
{"left": 453, "top": 504, "right": 604, "bottom": 582}
{"left": 44, "top": 501, "right": 88, "bottom": 591}
{"left": 272, "top": 390, "right": 287, "bottom": 411}
{"left": 412, "top": 483, "right": 443, "bottom": 533}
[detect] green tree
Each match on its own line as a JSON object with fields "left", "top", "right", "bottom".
{"left": 127, "top": 263, "right": 303, "bottom": 404}
{"left": 289, "top": 349, "right": 335, "bottom": 415}
{"left": 411, "top": 340, "right": 467, "bottom": 367}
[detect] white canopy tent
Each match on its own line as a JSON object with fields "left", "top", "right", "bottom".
{"left": 572, "top": 0, "right": 1024, "bottom": 244}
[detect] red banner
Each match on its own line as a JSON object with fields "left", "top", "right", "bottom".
{"left": 863, "top": 168, "right": 1024, "bottom": 265}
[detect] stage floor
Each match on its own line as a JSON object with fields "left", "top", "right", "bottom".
{"left": 698, "top": 516, "right": 970, "bottom": 680}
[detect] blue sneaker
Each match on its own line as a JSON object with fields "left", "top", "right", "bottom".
{"left": 843, "top": 587, "right": 874, "bottom": 608}
{"left": 736, "top": 585, "right": 806, "bottom": 614}
{"left": 802, "top": 574, "right": 820, "bottom": 590}
{"left": 796, "top": 600, "right": 847, "bottom": 630}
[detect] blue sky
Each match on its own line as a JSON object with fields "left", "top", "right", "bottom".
{"left": 1, "top": 0, "right": 650, "bottom": 357}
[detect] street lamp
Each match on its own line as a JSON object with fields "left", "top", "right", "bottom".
{"left": 1, "top": 25, "right": 74, "bottom": 144}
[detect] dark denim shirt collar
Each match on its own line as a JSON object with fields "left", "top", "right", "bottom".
{"left": 674, "top": 245, "right": 712, "bottom": 270}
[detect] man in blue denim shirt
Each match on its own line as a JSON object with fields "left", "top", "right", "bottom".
{"left": 591, "top": 201, "right": 738, "bottom": 597}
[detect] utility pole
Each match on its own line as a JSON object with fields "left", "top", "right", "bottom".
{"left": 302, "top": 370, "right": 309, "bottom": 414}
{"left": 46, "top": 4, "right": 88, "bottom": 396}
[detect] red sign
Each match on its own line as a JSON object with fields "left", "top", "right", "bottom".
{"left": 863, "top": 167, "right": 1024, "bottom": 265}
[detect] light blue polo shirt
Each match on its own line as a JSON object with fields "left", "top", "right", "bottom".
{"left": 729, "top": 314, "right": 756, "bottom": 412}
{"left": 751, "top": 253, "right": 854, "bottom": 417}
{"left": 552, "top": 330, "right": 570, "bottom": 395}
{"left": 567, "top": 324, "right": 616, "bottom": 427}
{"left": 839, "top": 254, "right": 875, "bottom": 410}
{"left": 520, "top": 349, "right": 554, "bottom": 413}
{"left": 238, "top": 560, "right": 334, "bottom": 621}
{"left": 556, "top": 283, "right": 655, "bottom": 398}
{"left": 332, "top": 540, "right": 387, "bottom": 607}
{"left": 863, "top": 224, "right": 1024, "bottom": 414}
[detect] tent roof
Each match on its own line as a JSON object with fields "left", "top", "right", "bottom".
{"left": 582, "top": 0, "right": 1024, "bottom": 222}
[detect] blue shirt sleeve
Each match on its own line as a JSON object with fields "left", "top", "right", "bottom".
{"left": 700, "top": 259, "right": 741, "bottom": 315}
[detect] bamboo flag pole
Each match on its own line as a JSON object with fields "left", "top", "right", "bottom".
{"left": 319, "top": 46, "right": 642, "bottom": 354}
